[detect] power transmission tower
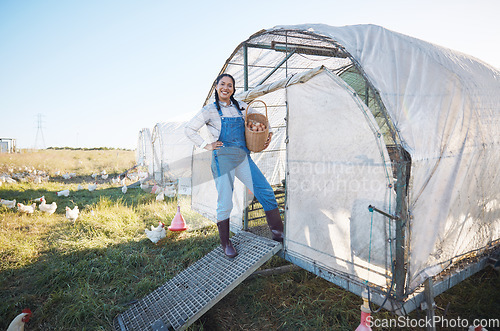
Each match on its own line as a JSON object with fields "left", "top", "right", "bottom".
{"left": 34, "top": 113, "right": 46, "bottom": 149}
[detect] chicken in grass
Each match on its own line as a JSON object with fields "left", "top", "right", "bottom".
{"left": 17, "top": 202, "right": 36, "bottom": 214}
{"left": 65, "top": 206, "right": 79, "bottom": 222}
{"left": 34, "top": 195, "right": 45, "bottom": 203}
{"left": 88, "top": 183, "right": 97, "bottom": 192}
{"left": 7, "top": 308, "right": 32, "bottom": 331}
{"left": 0, "top": 198, "right": 16, "bottom": 209}
{"left": 57, "top": 189, "right": 70, "bottom": 197}
{"left": 145, "top": 221, "right": 166, "bottom": 244}
{"left": 39, "top": 197, "right": 57, "bottom": 215}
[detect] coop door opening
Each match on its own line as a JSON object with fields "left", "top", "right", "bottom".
{"left": 285, "top": 70, "right": 395, "bottom": 287}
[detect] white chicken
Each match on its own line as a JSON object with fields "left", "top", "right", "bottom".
{"left": 140, "top": 182, "right": 149, "bottom": 192}
{"left": 121, "top": 185, "right": 128, "bottom": 194}
{"left": 127, "top": 173, "right": 139, "bottom": 182}
{"left": 164, "top": 184, "right": 177, "bottom": 198}
{"left": 62, "top": 173, "right": 71, "bottom": 180}
{"left": 17, "top": 202, "right": 36, "bottom": 214}
{"left": 111, "top": 176, "right": 120, "bottom": 184}
{"left": 156, "top": 192, "right": 165, "bottom": 201}
{"left": 39, "top": 197, "right": 57, "bottom": 215}
{"left": 88, "top": 183, "right": 97, "bottom": 192}
{"left": 65, "top": 206, "right": 80, "bottom": 222}
{"left": 77, "top": 184, "right": 83, "bottom": 191}
{"left": 34, "top": 196, "right": 45, "bottom": 203}
{"left": 101, "top": 174, "right": 109, "bottom": 180}
{"left": 145, "top": 221, "right": 166, "bottom": 244}
{"left": 57, "top": 189, "right": 70, "bottom": 197}
{"left": 7, "top": 308, "right": 32, "bottom": 331}
{"left": 0, "top": 198, "right": 17, "bottom": 209}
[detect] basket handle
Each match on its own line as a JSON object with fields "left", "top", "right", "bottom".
{"left": 245, "top": 99, "right": 268, "bottom": 123}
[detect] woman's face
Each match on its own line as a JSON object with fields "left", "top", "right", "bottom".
{"left": 216, "top": 76, "right": 234, "bottom": 103}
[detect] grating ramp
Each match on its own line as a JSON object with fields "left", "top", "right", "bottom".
{"left": 114, "top": 231, "right": 282, "bottom": 331}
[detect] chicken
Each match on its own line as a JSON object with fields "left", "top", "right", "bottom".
{"left": 39, "top": 197, "right": 57, "bottom": 215}
{"left": 57, "top": 189, "right": 70, "bottom": 197}
{"left": 111, "top": 176, "right": 120, "bottom": 184}
{"left": 140, "top": 182, "right": 149, "bottom": 192}
{"left": 17, "top": 202, "right": 36, "bottom": 214}
{"left": 156, "top": 192, "right": 165, "bottom": 201}
{"left": 164, "top": 184, "right": 177, "bottom": 198}
{"left": 127, "top": 173, "right": 139, "bottom": 182}
{"left": 65, "top": 206, "right": 79, "bottom": 222}
{"left": 145, "top": 221, "right": 166, "bottom": 244}
{"left": 7, "top": 308, "right": 32, "bottom": 331}
{"left": 121, "top": 185, "right": 128, "bottom": 194}
{"left": 0, "top": 198, "right": 17, "bottom": 209}
{"left": 88, "top": 183, "right": 97, "bottom": 192}
{"left": 62, "top": 173, "right": 71, "bottom": 180}
{"left": 34, "top": 196, "right": 45, "bottom": 203}
{"left": 77, "top": 184, "right": 83, "bottom": 191}
{"left": 101, "top": 174, "right": 109, "bottom": 180}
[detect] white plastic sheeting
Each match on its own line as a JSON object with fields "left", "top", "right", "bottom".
{"left": 280, "top": 24, "right": 500, "bottom": 290}
{"left": 193, "top": 23, "right": 500, "bottom": 294}
{"left": 286, "top": 69, "right": 395, "bottom": 287}
{"left": 151, "top": 122, "right": 193, "bottom": 182}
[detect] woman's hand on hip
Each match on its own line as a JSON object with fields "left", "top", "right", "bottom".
{"left": 263, "top": 132, "right": 273, "bottom": 149}
{"left": 205, "top": 141, "right": 224, "bottom": 151}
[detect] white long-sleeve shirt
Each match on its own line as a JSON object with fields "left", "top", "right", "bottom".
{"left": 184, "top": 100, "right": 270, "bottom": 149}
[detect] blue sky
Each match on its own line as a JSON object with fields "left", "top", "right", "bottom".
{"left": 1, "top": 0, "right": 498, "bottom": 149}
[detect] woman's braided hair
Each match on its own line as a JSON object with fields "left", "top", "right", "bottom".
{"left": 214, "top": 73, "right": 244, "bottom": 113}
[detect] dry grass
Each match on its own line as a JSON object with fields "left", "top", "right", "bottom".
{"left": 1, "top": 149, "right": 499, "bottom": 330}
{"left": 0, "top": 148, "right": 135, "bottom": 176}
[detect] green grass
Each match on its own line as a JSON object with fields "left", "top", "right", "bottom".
{"left": 1, "top": 150, "right": 499, "bottom": 330}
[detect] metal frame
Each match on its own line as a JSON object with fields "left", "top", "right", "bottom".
{"left": 223, "top": 28, "right": 496, "bottom": 316}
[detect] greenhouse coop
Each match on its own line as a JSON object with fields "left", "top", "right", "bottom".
{"left": 119, "top": 24, "right": 500, "bottom": 330}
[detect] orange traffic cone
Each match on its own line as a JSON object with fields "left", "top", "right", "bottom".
{"left": 151, "top": 184, "right": 159, "bottom": 194}
{"left": 168, "top": 205, "right": 187, "bottom": 231}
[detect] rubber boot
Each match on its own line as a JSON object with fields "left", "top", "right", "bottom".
{"left": 265, "top": 208, "right": 284, "bottom": 242}
{"left": 217, "top": 219, "right": 238, "bottom": 258}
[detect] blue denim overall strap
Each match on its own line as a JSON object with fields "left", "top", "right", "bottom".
{"left": 211, "top": 101, "right": 277, "bottom": 220}
{"left": 215, "top": 102, "right": 249, "bottom": 153}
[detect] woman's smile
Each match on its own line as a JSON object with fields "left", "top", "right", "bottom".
{"left": 216, "top": 76, "right": 234, "bottom": 103}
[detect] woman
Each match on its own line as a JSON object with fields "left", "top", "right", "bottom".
{"left": 185, "top": 73, "right": 284, "bottom": 258}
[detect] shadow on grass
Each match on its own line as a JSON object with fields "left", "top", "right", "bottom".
{"left": 0, "top": 220, "right": 219, "bottom": 330}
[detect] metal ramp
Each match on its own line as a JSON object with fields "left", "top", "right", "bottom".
{"left": 114, "top": 231, "right": 282, "bottom": 331}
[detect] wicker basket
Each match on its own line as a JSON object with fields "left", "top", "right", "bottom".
{"left": 245, "top": 100, "right": 269, "bottom": 153}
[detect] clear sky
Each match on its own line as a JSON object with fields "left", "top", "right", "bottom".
{"left": 1, "top": 0, "right": 498, "bottom": 150}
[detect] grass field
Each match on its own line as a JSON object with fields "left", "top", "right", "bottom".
{"left": 1, "top": 149, "right": 499, "bottom": 330}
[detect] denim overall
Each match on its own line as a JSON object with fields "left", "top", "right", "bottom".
{"left": 211, "top": 102, "right": 278, "bottom": 220}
